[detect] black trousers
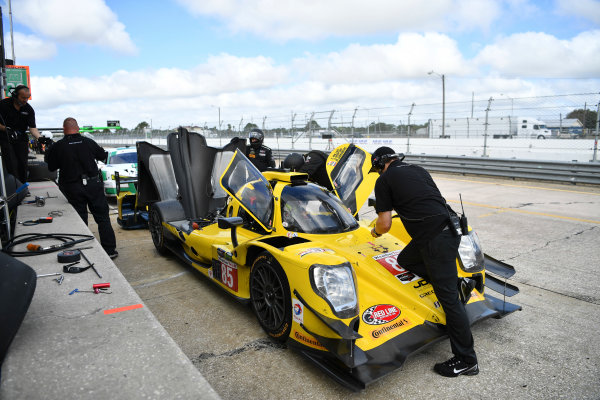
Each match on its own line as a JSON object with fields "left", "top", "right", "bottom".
{"left": 12, "top": 141, "right": 29, "bottom": 184}
{"left": 59, "top": 179, "right": 116, "bottom": 253}
{"left": 397, "top": 229, "right": 477, "bottom": 364}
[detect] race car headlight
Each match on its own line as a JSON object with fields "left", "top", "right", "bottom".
{"left": 310, "top": 262, "right": 358, "bottom": 319}
{"left": 458, "top": 231, "right": 484, "bottom": 273}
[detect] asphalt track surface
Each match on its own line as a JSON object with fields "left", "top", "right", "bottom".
{"left": 94, "top": 173, "right": 600, "bottom": 400}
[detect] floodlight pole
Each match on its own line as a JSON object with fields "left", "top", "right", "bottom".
{"left": 483, "top": 97, "right": 493, "bottom": 157}
{"left": 8, "top": 0, "right": 14, "bottom": 64}
{"left": 428, "top": 71, "right": 445, "bottom": 138}
{"left": 351, "top": 107, "right": 358, "bottom": 143}
{"left": 407, "top": 103, "right": 415, "bottom": 154}
{"left": 593, "top": 102, "right": 599, "bottom": 162}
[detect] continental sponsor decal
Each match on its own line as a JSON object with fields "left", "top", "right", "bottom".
{"left": 362, "top": 304, "right": 400, "bottom": 325}
{"left": 371, "top": 318, "right": 412, "bottom": 339}
{"left": 294, "top": 331, "right": 325, "bottom": 349}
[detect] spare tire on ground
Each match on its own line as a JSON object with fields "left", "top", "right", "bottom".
{"left": 27, "top": 160, "right": 57, "bottom": 182}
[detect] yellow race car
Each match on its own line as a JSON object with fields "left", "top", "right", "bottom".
{"left": 137, "top": 128, "right": 520, "bottom": 391}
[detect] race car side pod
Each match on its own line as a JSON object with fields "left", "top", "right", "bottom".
{"left": 293, "top": 290, "right": 366, "bottom": 369}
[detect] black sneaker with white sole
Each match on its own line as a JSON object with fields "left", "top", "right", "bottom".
{"left": 434, "top": 356, "right": 479, "bottom": 377}
{"left": 108, "top": 250, "right": 119, "bottom": 260}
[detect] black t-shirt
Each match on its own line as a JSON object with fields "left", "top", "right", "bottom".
{"left": 374, "top": 160, "right": 449, "bottom": 244}
{"left": 299, "top": 150, "right": 333, "bottom": 190}
{"left": 45, "top": 134, "right": 107, "bottom": 185}
{"left": 0, "top": 98, "right": 36, "bottom": 142}
{"left": 246, "top": 145, "right": 274, "bottom": 172}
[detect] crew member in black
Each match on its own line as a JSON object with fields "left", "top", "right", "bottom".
{"left": 0, "top": 85, "right": 42, "bottom": 182}
{"left": 369, "top": 146, "right": 478, "bottom": 378}
{"left": 246, "top": 128, "right": 274, "bottom": 172}
{"left": 283, "top": 150, "right": 333, "bottom": 190}
{"left": 45, "top": 117, "right": 118, "bottom": 259}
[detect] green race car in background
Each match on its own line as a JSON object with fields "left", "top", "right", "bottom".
{"left": 99, "top": 147, "right": 138, "bottom": 196}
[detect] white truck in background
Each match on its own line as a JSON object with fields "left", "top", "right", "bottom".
{"left": 429, "top": 116, "right": 552, "bottom": 139}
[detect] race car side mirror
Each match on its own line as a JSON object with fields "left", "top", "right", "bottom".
{"left": 218, "top": 217, "right": 244, "bottom": 229}
{"left": 218, "top": 217, "right": 244, "bottom": 248}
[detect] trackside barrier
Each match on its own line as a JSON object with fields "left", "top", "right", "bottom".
{"left": 97, "top": 141, "right": 600, "bottom": 185}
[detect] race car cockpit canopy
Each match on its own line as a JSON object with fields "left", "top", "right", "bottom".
{"left": 325, "top": 143, "right": 377, "bottom": 217}
{"left": 220, "top": 149, "right": 274, "bottom": 232}
{"left": 137, "top": 127, "right": 246, "bottom": 220}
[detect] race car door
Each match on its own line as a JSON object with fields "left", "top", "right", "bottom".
{"left": 325, "top": 143, "right": 377, "bottom": 217}
{"left": 219, "top": 150, "right": 274, "bottom": 232}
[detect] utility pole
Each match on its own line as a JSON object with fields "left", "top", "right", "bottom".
{"left": 351, "top": 107, "right": 358, "bottom": 143}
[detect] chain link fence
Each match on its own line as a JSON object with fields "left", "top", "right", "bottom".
{"left": 90, "top": 92, "right": 600, "bottom": 162}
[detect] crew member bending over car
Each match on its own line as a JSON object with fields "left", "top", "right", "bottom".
{"left": 246, "top": 128, "right": 274, "bottom": 172}
{"left": 45, "top": 117, "right": 118, "bottom": 259}
{"left": 283, "top": 150, "right": 333, "bottom": 190}
{"left": 368, "top": 146, "right": 478, "bottom": 378}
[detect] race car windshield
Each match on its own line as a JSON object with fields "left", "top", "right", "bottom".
{"left": 280, "top": 184, "right": 358, "bottom": 234}
{"left": 109, "top": 152, "right": 137, "bottom": 164}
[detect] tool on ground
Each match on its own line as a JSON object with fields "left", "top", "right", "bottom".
{"left": 62, "top": 261, "right": 87, "bottom": 273}
{"left": 37, "top": 272, "right": 62, "bottom": 278}
{"left": 19, "top": 217, "right": 53, "bottom": 226}
{"left": 54, "top": 275, "right": 64, "bottom": 285}
{"left": 69, "top": 282, "right": 111, "bottom": 295}
{"left": 24, "top": 237, "right": 91, "bottom": 253}
{"left": 79, "top": 250, "right": 102, "bottom": 279}
{"left": 57, "top": 249, "right": 81, "bottom": 263}
{"left": 24, "top": 192, "right": 57, "bottom": 207}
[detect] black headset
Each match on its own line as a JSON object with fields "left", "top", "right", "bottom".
{"left": 370, "top": 152, "right": 405, "bottom": 173}
{"left": 10, "top": 85, "right": 29, "bottom": 98}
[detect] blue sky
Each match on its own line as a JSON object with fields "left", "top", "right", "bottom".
{"left": 3, "top": 0, "right": 599, "bottom": 129}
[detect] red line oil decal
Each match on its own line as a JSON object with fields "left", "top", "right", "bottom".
{"left": 373, "top": 250, "right": 421, "bottom": 284}
{"left": 362, "top": 304, "right": 401, "bottom": 325}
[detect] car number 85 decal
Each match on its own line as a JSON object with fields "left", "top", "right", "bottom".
{"left": 373, "top": 250, "right": 420, "bottom": 284}
{"left": 210, "top": 257, "right": 239, "bottom": 292}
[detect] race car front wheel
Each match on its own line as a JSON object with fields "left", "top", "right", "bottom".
{"left": 250, "top": 253, "right": 292, "bottom": 342}
{"left": 149, "top": 206, "right": 169, "bottom": 255}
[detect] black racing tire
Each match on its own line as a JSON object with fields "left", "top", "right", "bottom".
{"left": 537, "top": 135, "right": 546, "bottom": 139}
{"left": 149, "top": 206, "right": 169, "bottom": 255}
{"left": 250, "top": 252, "right": 292, "bottom": 342}
{"left": 27, "top": 160, "right": 57, "bottom": 182}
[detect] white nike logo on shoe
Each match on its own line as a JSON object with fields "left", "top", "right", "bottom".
{"left": 453, "top": 367, "right": 468, "bottom": 374}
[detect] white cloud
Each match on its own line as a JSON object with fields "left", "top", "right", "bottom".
{"left": 31, "top": 54, "right": 288, "bottom": 109}
{"left": 555, "top": 0, "right": 600, "bottom": 25}
{"left": 297, "top": 32, "right": 473, "bottom": 84}
{"left": 5, "top": 32, "right": 57, "bottom": 61}
{"left": 13, "top": 0, "right": 137, "bottom": 54}
{"left": 474, "top": 30, "right": 600, "bottom": 77}
{"left": 175, "top": 0, "right": 503, "bottom": 40}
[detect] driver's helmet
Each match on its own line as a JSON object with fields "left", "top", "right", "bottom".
{"left": 249, "top": 128, "right": 264, "bottom": 150}
{"left": 283, "top": 153, "right": 305, "bottom": 171}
